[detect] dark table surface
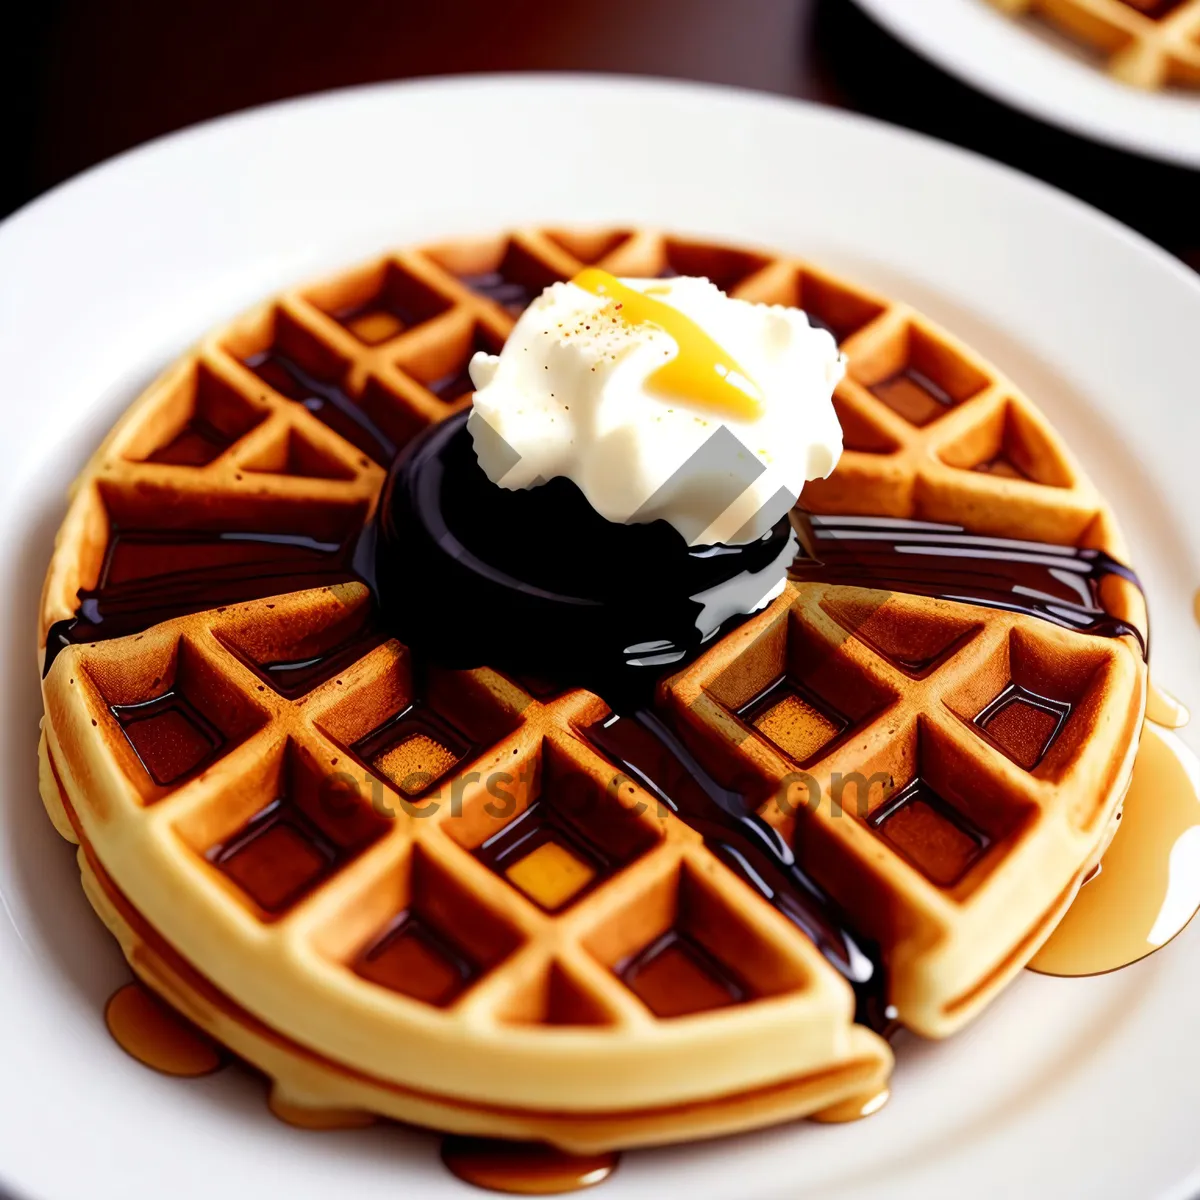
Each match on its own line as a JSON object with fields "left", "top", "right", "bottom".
{"left": 3, "top": 0, "right": 1197, "bottom": 267}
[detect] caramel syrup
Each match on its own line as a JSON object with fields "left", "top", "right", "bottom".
{"left": 440, "top": 1136, "right": 618, "bottom": 1195}
{"left": 809, "top": 1087, "right": 891, "bottom": 1124}
{"left": 104, "top": 981, "right": 226, "bottom": 1077}
{"left": 1146, "top": 680, "right": 1189, "bottom": 729}
{"left": 1030, "top": 703, "right": 1200, "bottom": 977}
{"left": 572, "top": 269, "right": 764, "bottom": 419}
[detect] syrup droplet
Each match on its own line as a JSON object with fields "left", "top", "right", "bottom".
{"left": 571, "top": 268, "right": 763, "bottom": 419}
{"left": 104, "top": 981, "right": 226, "bottom": 1077}
{"left": 1146, "top": 680, "right": 1190, "bottom": 730}
{"left": 1029, "top": 719, "right": 1200, "bottom": 977}
{"left": 440, "top": 1136, "right": 619, "bottom": 1195}
{"left": 809, "top": 1087, "right": 891, "bottom": 1124}
{"left": 267, "top": 1091, "right": 378, "bottom": 1130}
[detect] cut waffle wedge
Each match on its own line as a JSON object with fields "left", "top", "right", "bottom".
{"left": 38, "top": 228, "right": 1146, "bottom": 1145}
{"left": 664, "top": 583, "right": 1143, "bottom": 1036}
{"left": 986, "top": 0, "right": 1200, "bottom": 88}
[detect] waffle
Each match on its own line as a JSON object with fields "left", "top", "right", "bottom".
{"left": 987, "top": 0, "right": 1200, "bottom": 87}
{"left": 38, "top": 228, "right": 1146, "bottom": 1146}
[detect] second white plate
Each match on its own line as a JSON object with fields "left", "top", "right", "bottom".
{"left": 852, "top": 0, "right": 1200, "bottom": 168}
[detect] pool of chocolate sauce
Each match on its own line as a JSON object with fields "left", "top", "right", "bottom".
{"left": 372, "top": 410, "right": 795, "bottom": 705}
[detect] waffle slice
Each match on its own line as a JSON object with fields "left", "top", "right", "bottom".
{"left": 664, "top": 582, "right": 1143, "bottom": 1036}
{"left": 38, "top": 228, "right": 1146, "bottom": 1140}
{"left": 986, "top": 0, "right": 1200, "bottom": 88}
{"left": 39, "top": 583, "right": 891, "bottom": 1147}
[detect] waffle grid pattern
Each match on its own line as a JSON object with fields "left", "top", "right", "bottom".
{"left": 39, "top": 228, "right": 1145, "bottom": 1136}
{"left": 666, "top": 581, "right": 1143, "bottom": 1033}
{"left": 987, "top": 0, "right": 1200, "bottom": 87}
{"left": 43, "top": 582, "right": 886, "bottom": 1117}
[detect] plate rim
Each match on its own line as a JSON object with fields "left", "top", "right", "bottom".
{"left": 2, "top": 70, "right": 1197, "bottom": 289}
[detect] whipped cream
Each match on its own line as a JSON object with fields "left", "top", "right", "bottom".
{"left": 467, "top": 272, "right": 845, "bottom": 548}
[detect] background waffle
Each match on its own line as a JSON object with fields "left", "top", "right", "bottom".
{"left": 38, "top": 228, "right": 1145, "bottom": 1144}
{"left": 987, "top": 0, "right": 1200, "bottom": 88}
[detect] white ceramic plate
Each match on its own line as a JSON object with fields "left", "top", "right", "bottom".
{"left": 2, "top": 75, "right": 1199, "bottom": 1200}
{"left": 852, "top": 0, "right": 1200, "bottom": 168}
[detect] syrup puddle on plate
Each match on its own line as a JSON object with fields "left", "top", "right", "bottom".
{"left": 1030, "top": 683, "right": 1200, "bottom": 977}
{"left": 809, "top": 1087, "right": 891, "bottom": 1123}
{"left": 104, "top": 979, "right": 616, "bottom": 1193}
{"left": 1145, "top": 680, "right": 1189, "bottom": 730}
{"left": 441, "top": 1136, "right": 619, "bottom": 1195}
{"left": 104, "top": 982, "right": 227, "bottom": 1077}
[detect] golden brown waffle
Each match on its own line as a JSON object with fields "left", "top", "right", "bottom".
{"left": 665, "top": 584, "right": 1143, "bottom": 1036}
{"left": 38, "top": 228, "right": 1145, "bottom": 1145}
{"left": 987, "top": 0, "right": 1200, "bottom": 88}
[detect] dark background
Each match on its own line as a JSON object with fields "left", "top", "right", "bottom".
{"left": 1, "top": 1, "right": 1196, "bottom": 257}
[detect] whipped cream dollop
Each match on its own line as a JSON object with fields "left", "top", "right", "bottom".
{"left": 466, "top": 272, "right": 846, "bottom": 548}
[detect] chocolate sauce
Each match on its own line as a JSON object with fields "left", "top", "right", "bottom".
{"left": 581, "top": 709, "right": 890, "bottom": 1030}
{"left": 44, "top": 529, "right": 359, "bottom": 673}
{"left": 245, "top": 348, "right": 396, "bottom": 463}
{"left": 457, "top": 271, "right": 538, "bottom": 316}
{"left": 1117, "top": 0, "right": 1188, "bottom": 17}
{"left": 791, "top": 514, "right": 1146, "bottom": 655}
{"left": 373, "top": 410, "right": 794, "bottom": 708}
{"left": 423, "top": 331, "right": 496, "bottom": 403}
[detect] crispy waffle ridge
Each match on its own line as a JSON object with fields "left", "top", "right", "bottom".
{"left": 39, "top": 228, "right": 1146, "bottom": 1147}
{"left": 987, "top": 0, "right": 1200, "bottom": 87}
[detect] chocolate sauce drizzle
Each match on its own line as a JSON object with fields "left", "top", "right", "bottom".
{"left": 792, "top": 514, "right": 1146, "bottom": 656}
{"left": 245, "top": 348, "right": 397, "bottom": 464}
{"left": 583, "top": 709, "right": 889, "bottom": 1029}
{"left": 45, "top": 410, "right": 1147, "bottom": 1036}
{"left": 44, "top": 529, "right": 359, "bottom": 671}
